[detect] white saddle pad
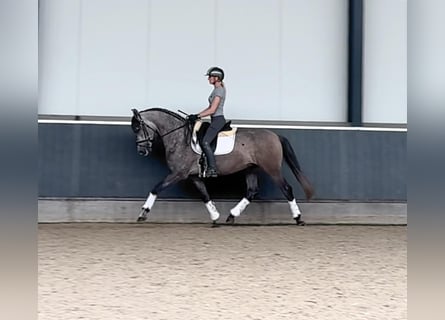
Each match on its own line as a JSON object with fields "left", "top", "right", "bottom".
{"left": 191, "top": 121, "right": 237, "bottom": 155}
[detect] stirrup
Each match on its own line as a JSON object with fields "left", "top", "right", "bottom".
{"left": 205, "top": 168, "right": 218, "bottom": 178}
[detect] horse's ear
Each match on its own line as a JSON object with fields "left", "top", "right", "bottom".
{"left": 132, "top": 108, "right": 143, "bottom": 123}
{"left": 131, "top": 109, "right": 141, "bottom": 132}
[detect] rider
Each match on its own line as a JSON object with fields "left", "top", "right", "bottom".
{"left": 188, "top": 66, "right": 227, "bottom": 178}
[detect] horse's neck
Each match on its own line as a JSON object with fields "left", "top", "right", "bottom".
{"left": 147, "top": 111, "right": 186, "bottom": 146}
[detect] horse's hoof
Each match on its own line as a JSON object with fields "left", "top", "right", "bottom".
{"left": 226, "top": 214, "right": 235, "bottom": 224}
{"left": 294, "top": 217, "right": 306, "bottom": 226}
{"left": 211, "top": 221, "right": 220, "bottom": 228}
{"left": 137, "top": 209, "right": 149, "bottom": 222}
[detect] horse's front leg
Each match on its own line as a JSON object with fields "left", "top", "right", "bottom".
{"left": 137, "top": 172, "right": 186, "bottom": 222}
{"left": 189, "top": 176, "right": 220, "bottom": 224}
{"left": 226, "top": 169, "right": 258, "bottom": 224}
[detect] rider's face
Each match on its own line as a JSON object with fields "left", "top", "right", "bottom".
{"left": 208, "top": 75, "right": 218, "bottom": 84}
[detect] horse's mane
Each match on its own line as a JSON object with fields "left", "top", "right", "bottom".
{"left": 139, "top": 107, "right": 192, "bottom": 145}
{"left": 140, "top": 108, "right": 185, "bottom": 121}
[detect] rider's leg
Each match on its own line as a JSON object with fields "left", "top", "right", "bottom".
{"left": 201, "top": 116, "right": 225, "bottom": 178}
{"left": 201, "top": 141, "right": 218, "bottom": 177}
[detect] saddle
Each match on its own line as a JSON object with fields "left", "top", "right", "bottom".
{"left": 191, "top": 120, "right": 237, "bottom": 155}
{"left": 190, "top": 120, "right": 237, "bottom": 178}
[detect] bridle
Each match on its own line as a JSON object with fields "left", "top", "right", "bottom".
{"left": 136, "top": 118, "right": 190, "bottom": 146}
{"left": 135, "top": 121, "right": 157, "bottom": 145}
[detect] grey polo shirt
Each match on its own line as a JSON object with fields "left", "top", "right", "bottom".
{"left": 208, "top": 86, "right": 226, "bottom": 117}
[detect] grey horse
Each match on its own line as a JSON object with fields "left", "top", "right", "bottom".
{"left": 131, "top": 108, "right": 314, "bottom": 225}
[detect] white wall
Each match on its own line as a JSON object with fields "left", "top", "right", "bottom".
{"left": 363, "top": 0, "right": 407, "bottom": 124}
{"left": 39, "top": 0, "right": 349, "bottom": 121}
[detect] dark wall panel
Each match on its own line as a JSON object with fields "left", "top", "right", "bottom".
{"left": 39, "top": 124, "right": 406, "bottom": 201}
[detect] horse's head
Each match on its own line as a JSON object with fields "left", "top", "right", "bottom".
{"left": 131, "top": 109, "right": 158, "bottom": 156}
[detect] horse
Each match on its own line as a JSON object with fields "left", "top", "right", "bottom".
{"left": 131, "top": 107, "right": 314, "bottom": 225}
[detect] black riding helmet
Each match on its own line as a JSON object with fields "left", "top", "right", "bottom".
{"left": 205, "top": 66, "right": 224, "bottom": 81}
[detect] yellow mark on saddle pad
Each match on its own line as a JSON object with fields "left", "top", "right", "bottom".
{"left": 218, "top": 128, "right": 237, "bottom": 137}
{"left": 193, "top": 121, "right": 203, "bottom": 133}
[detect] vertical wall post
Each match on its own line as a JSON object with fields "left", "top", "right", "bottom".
{"left": 348, "top": 0, "right": 364, "bottom": 126}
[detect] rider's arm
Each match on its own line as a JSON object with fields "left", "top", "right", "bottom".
{"left": 198, "top": 96, "right": 221, "bottom": 118}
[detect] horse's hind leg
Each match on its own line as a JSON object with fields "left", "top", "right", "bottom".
{"left": 227, "top": 169, "right": 259, "bottom": 224}
{"left": 281, "top": 178, "right": 305, "bottom": 225}
{"left": 269, "top": 173, "right": 305, "bottom": 226}
{"left": 189, "top": 176, "right": 220, "bottom": 223}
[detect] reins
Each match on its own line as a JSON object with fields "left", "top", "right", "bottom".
{"left": 138, "top": 108, "right": 193, "bottom": 145}
{"left": 158, "top": 120, "right": 194, "bottom": 146}
{"left": 159, "top": 123, "right": 187, "bottom": 138}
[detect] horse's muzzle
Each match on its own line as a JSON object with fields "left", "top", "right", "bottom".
{"left": 137, "top": 146, "right": 152, "bottom": 156}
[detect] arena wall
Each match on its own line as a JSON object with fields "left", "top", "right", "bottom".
{"left": 38, "top": 121, "right": 406, "bottom": 224}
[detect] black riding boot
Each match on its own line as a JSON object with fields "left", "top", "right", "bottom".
{"left": 202, "top": 142, "right": 218, "bottom": 178}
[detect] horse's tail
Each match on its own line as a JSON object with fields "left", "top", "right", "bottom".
{"left": 279, "top": 135, "right": 314, "bottom": 200}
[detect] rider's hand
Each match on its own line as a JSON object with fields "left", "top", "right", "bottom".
{"left": 187, "top": 114, "right": 200, "bottom": 122}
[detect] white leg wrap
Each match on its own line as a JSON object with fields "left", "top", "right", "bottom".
{"left": 288, "top": 199, "right": 301, "bottom": 218}
{"left": 205, "top": 201, "right": 220, "bottom": 221}
{"left": 142, "top": 193, "right": 157, "bottom": 210}
{"left": 230, "top": 198, "right": 250, "bottom": 217}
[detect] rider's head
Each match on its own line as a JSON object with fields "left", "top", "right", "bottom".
{"left": 205, "top": 66, "right": 224, "bottom": 81}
